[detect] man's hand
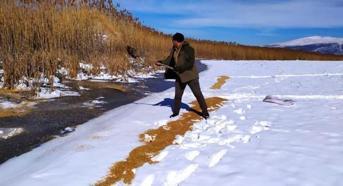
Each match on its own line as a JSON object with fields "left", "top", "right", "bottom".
{"left": 155, "top": 61, "right": 175, "bottom": 71}
{"left": 155, "top": 61, "right": 163, "bottom": 66}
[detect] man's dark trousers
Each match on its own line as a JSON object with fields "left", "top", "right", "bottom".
{"left": 173, "top": 77, "right": 208, "bottom": 115}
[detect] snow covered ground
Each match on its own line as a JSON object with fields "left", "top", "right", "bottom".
{"left": 75, "top": 62, "right": 157, "bottom": 83}
{"left": 0, "top": 60, "right": 342, "bottom": 186}
{"left": 0, "top": 62, "right": 158, "bottom": 100}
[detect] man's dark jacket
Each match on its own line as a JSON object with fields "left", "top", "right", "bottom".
{"left": 160, "top": 41, "right": 199, "bottom": 83}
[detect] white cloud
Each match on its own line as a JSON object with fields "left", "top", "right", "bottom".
{"left": 116, "top": 0, "right": 343, "bottom": 28}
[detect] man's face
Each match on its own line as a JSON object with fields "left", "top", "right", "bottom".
{"left": 172, "top": 40, "right": 182, "bottom": 48}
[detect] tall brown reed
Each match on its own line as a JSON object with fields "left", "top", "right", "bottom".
{"left": 0, "top": 0, "right": 342, "bottom": 89}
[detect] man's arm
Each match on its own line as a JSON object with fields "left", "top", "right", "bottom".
{"left": 159, "top": 56, "right": 171, "bottom": 66}
{"left": 175, "top": 47, "right": 195, "bottom": 73}
{"left": 159, "top": 49, "right": 174, "bottom": 66}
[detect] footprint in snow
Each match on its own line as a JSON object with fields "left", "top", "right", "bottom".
{"left": 208, "top": 149, "right": 228, "bottom": 168}
{"left": 165, "top": 164, "right": 199, "bottom": 186}
{"left": 246, "top": 104, "right": 252, "bottom": 109}
{"left": 185, "top": 150, "right": 200, "bottom": 161}
{"left": 141, "top": 174, "right": 155, "bottom": 186}
{"left": 233, "top": 108, "right": 245, "bottom": 115}
{"left": 233, "top": 108, "right": 247, "bottom": 120}
{"left": 151, "top": 151, "right": 169, "bottom": 162}
{"left": 250, "top": 121, "right": 271, "bottom": 134}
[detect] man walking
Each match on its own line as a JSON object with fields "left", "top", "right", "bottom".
{"left": 156, "top": 33, "right": 209, "bottom": 119}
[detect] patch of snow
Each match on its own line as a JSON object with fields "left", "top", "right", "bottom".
{"left": 0, "top": 128, "right": 25, "bottom": 140}
{"left": 79, "top": 63, "right": 93, "bottom": 71}
{"left": 154, "top": 120, "right": 169, "bottom": 127}
{"left": 57, "top": 67, "right": 69, "bottom": 77}
{"left": 79, "top": 86, "right": 90, "bottom": 91}
{"left": 0, "top": 100, "right": 36, "bottom": 110}
{"left": 76, "top": 62, "right": 157, "bottom": 83}
{"left": 82, "top": 98, "right": 106, "bottom": 108}
{"left": 0, "top": 100, "right": 19, "bottom": 109}
{"left": 59, "top": 127, "right": 76, "bottom": 136}
{"left": 36, "top": 88, "right": 80, "bottom": 99}
{"left": 143, "top": 134, "right": 156, "bottom": 143}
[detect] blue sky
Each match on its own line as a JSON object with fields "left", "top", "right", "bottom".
{"left": 115, "top": 0, "right": 343, "bottom": 45}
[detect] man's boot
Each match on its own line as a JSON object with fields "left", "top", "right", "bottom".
{"left": 202, "top": 111, "right": 210, "bottom": 119}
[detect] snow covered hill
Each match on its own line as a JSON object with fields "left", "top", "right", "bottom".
{"left": 274, "top": 36, "right": 343, "bottom": 46}
{"left": 0, "top": 60, "right": 343, "bottom": 186}
{"left": 269, "top": 36, "right": 343, "bottom": 55}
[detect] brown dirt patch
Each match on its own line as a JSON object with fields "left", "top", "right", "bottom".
{"left": 211, "top": 75, "right": 230, "bottom": 89}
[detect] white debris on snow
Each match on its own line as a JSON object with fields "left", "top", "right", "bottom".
{"left": 0, "top": 99, "right": 36, "bottom": 111}
{"left": 143, "top": 134, "right": 156, "bottom": 143}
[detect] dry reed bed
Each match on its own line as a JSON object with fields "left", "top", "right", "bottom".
{"left": 0, "top": 0, "right": 342, "bottom": 90}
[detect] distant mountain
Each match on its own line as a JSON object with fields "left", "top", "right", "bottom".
{"left": 268, "top": 36, "right": 343, "bottom": 55}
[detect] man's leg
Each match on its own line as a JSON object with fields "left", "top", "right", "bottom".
{"left": 188, "top": 78, "right": 209, "bottom": 118}
{"left": 172, "top": 78, "right": 186, "bottom": 117}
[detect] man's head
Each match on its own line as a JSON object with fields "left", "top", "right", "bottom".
{"left": 172, "top": 33, "right": 184, "bottom": 48}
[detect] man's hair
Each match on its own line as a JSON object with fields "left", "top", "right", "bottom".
{"left": 172, "top": 33, "right": 185, "bottom": 42}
